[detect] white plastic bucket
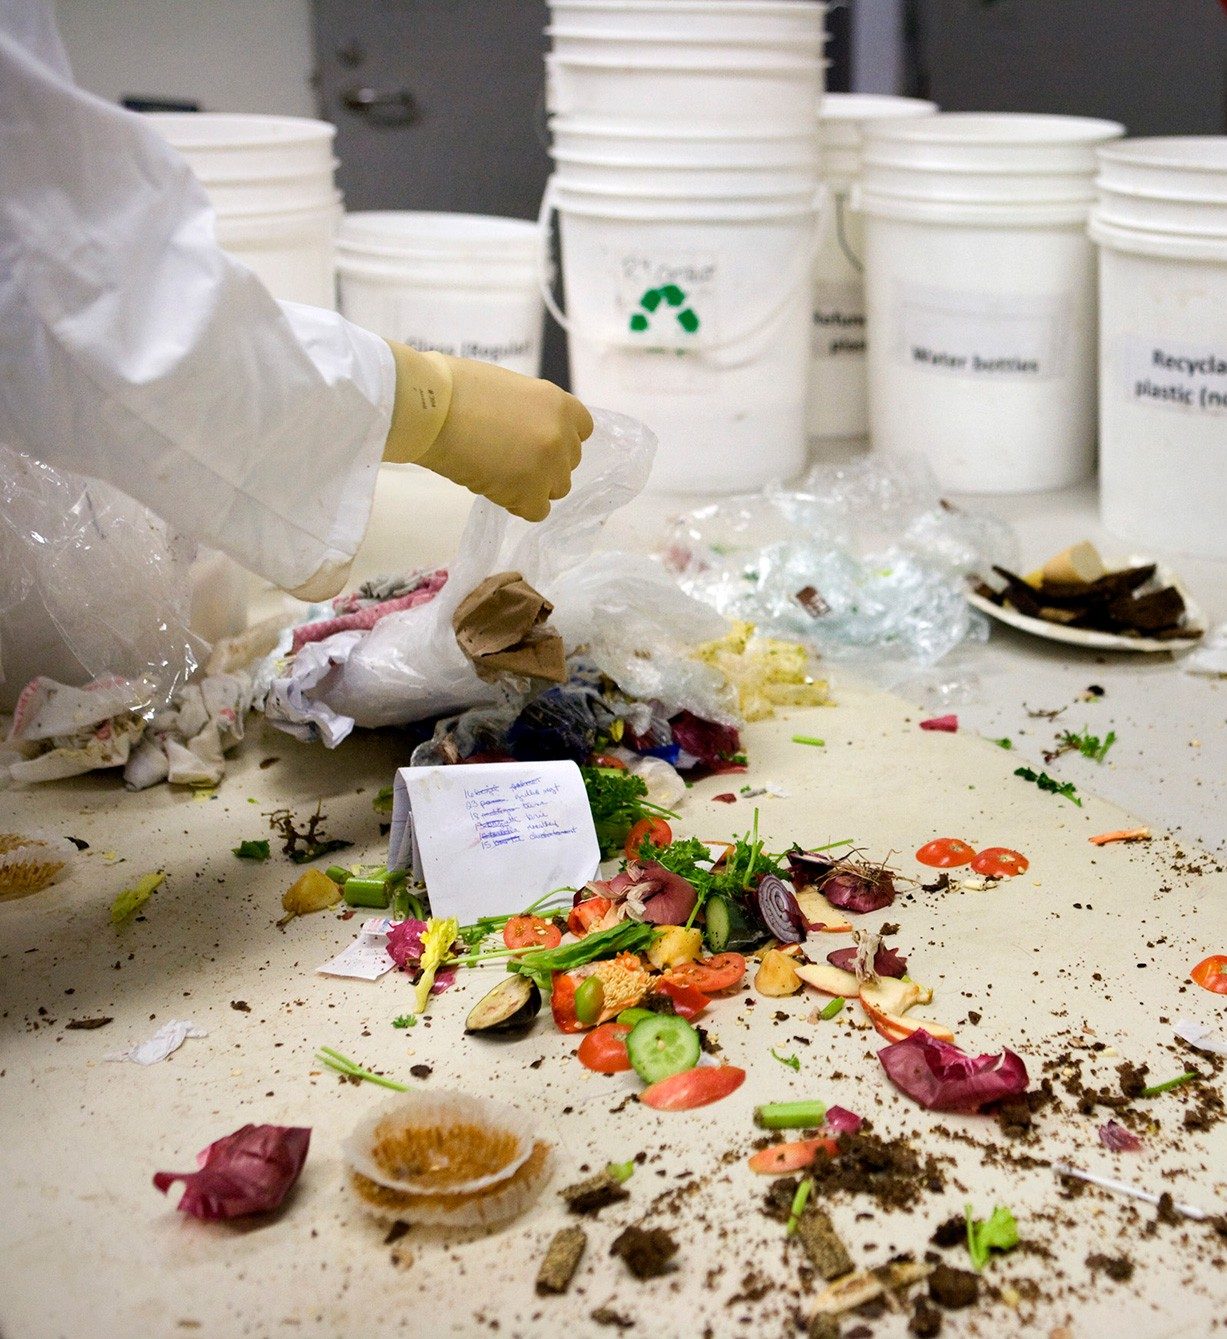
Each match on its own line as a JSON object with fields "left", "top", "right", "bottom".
{"left": 808, "top": 94, "right": 936, "bottom": 448}
{"left": 1097, "top": 136, "right": 1227, "bottom": 199}
{"left": 546, "top": 179, "right": 821, "bottom": 493}
{"left": 337, "top": 213, "right": 544, "bottom": 376}
{"left": 145, "top": 112, "right": 342, "bottom": 310}
{"left": 861, "top": 198, "right": 1100, "bottom": 493}
{"left": 547, "top": 0, "right": 826, "bottom": 42}
{"left": 1092, "top": 186, "right": 1227, "bottom": 559}
{"left": 545, "top": 52, "right": 825, "bottom": 127}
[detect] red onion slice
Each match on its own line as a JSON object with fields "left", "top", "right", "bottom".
{"left": 878, "top": 1031, "right": 1028, "bottom": 1113}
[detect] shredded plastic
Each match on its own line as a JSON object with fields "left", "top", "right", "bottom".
{"left": 663, "top": 456, "right": 1017, "bottom": 684}
{"left": 154, "top": 1124, "right": 310, "bottom": 1220}
{"left": 877, "top": 1030, "right": 1029, "bottom": 1112}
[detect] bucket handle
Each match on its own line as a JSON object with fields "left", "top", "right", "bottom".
{"left": 834, "top": 188, "right": 864, "bottom": 274}
{"left": 537, "top": 178, "right": 827, "bottom": 368}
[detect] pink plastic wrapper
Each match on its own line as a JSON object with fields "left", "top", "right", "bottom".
{"left": 878, "top": 1030, "right": 1028, "bottom": 1113}
{"left": 154, "top": 1124, "right": 310, "bottom": 1220}
{"left": 919, "top": 715, "right": 959, "bottom": 732}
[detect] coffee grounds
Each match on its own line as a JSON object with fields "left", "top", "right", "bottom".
{"left": 928, "top": 1263, "right": 979, "bottom": 1309}
{"left": 1086, "top": 1252, "right": 1134, "bottom": 1283}
{"left": 610, "top": 1225, "right": 678, "bottom": 1279}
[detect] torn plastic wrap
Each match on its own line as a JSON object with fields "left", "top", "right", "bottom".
{"left": 0, "top": 446, "right": 205, "bottom": 716}
{"left": 663, "top": 455, "right": 1018, "bottom": 687}
{"left": 263, "top": 410, "right": 730, "bottom": 745}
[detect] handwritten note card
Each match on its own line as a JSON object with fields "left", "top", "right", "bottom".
{"left": 386, "top": 761, "right": 601, "bottom": 924}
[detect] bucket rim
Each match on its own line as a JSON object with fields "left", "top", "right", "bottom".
{"left": 549, "top": 115, "right": 819, "bottom": 142}
{"left": 548, "top": 0, "right": 825, "bottom": 16}
{"left": 552, "top": 185, "right": 820, "bottom": 220}
{"left": 142, "top": 111, "right": 337, "bottom": 148}
{"left": 1097, "top": 136, "right": 1227, "bottom": 174}
{"left": 1090, "top": 212, "right": 1227, "bottom": 260}
{"left": 546, "top": 50, "right": 827, "bottom": 72}
{"left": 865, "top": 112, "right": 1124, "bottom": 148}
{"left": 551, "top": 147, "right": 818, "bottom": 169}
{"left": 546, "top": 23, "right": 825, "bottom": 46}
{"left": 338, "top": 211, "right": 540, "bottom": 248}
{"left": 1096, "top": 180, "right": 1227, "bottom": 206}
{"left": 819, "top": 93, "right": 938, "bottom": 125}
{"left": 859, "top": 188, "right": 1094, "bottom": 226}
{"left": 211, "top": 194, "right": 343, "bottom": 223}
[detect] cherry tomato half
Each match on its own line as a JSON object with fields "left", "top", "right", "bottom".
{"left": 577, "top": 1022, "right": 632, "bottom": 1073}
{"left": 663, "top": 952, "right": 747, "bottom": 994}
{"left": 1191, "top": 955, "right": 1227, "bottom": 995}
{"left": 503, "top": 915, "right": 562, "bottom": 951}
{"left": 915, "top": 837, "right": 976, "bottom": 869}
{"left": 625, "top": 817, "right": 673, "bottom": 862}
{"left": 655, "top": 977, "right": 709, "bottom": 1020}
{"left": 747, "top": 1136, "right": 840, "bottom": 1175}
{"left": 568, "top": 896, "right": 612, "bottom": 938}
{"left": 970, "top": 846, "right": 1030, "bottom": 878}
{"left": 551, "top": 972, "right": 585, "bottom": 1033}
{"left": 640, "top": 1064, "right": 746, "bottom": 1111}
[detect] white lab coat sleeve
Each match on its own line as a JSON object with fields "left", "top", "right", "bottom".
{"left": 0, "top": 7, "right": 396, "bottom": 596}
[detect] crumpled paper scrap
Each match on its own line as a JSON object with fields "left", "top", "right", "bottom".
{"left": 1182, "top": 622, "right": 1227, "bottom": 677}
{"left": 452, "top": 571, "right": 566, "bottom": 684}
{"left": 105, "top": 1019, "right": 207, "bottom": 1065}
{"left": 1174, "top": 1018, "right": 1227, "bottom": 1057}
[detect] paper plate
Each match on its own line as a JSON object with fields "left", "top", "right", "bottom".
{"left": 967, "top": 558, "right": 1206, "bottom": 654}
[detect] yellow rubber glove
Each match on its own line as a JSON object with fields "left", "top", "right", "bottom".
{"left": 384, "top": 341, "right": 593, "bottom": 522}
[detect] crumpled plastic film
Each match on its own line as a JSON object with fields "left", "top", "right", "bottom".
{"left": 266, "top": 408, "right": 730, "bottom": 740}
{"left": 0, "top": 446, "right": 206, "bottom": 714}
{"left": 663, "top": 455, "right": 1018, "bottom": 685}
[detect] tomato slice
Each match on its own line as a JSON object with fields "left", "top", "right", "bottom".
{"left": 590, "top": 753, "right": 627, "bottom": 771}
{"left": 663, "top": 952, "right": 747, "bottom": 994}
{"left": 970, "top": 846, "right": 1030, "bottom": 878}
{"left": 915, "top": 837, "right": 976, "bottom": 869}
{"left": 655, "top": 977, "right": 710, "bottom": 1020}
{"left": 567, "top": 896, "right": 612, "bottom": 938}
{"left": 503, "top": 915, "right": 562, "bottom": 951}
{"left": 640, "top": 1064, "right": 746, "bottom": 1111}
{"left": 747, "top": 1136, "right": 840, "bottom": 1175}
{"left": 551, "top": 972, "right": 586, "bottom": 1033}
{"left": 625, "top": 817, "right": 673, "bottom": 862}
{"left": 577, "top": 1022, "right": 632, "bottom": 1073}
{"left": 1191, "top": 955, "right": 1227, "bottom": 995}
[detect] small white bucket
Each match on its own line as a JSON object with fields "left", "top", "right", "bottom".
{"left": 547, "top": 0, "right": 826, "bottom": 43}
{"left": 545, "top": 51, "right": 825, "bottom": 127}
{"left": 808, "top": 93, "right": 936, "bottom": 448}
{"left": 337, "top": 213, "right": 544, "bottom": 376}
{"left": 858, "top": 113, "right": 1121, "bottom": 493}
{"left": 550, "top": 116, "right": 820, "bottom": 168}
{"left": 145, "top": 112, "right": 342, "bottom": 310}
{"left": 1091, "top": 143, "right": 1227, "bottom": 559}
{"left": 545, "top": 178, "right": 821, "bottom": 493}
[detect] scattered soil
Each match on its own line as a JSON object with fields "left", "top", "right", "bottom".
{"left": 1086, "top": 1253, "right": 1134, "bottom": 1283}
{"left": 909, "top": 1296, "right": 943, "bottom": 1336}
{"left": 560, "top": 1171, "right": 630, "bottom": 1216}
{"left": 930, "top": 1216, "right": 965, "bottom": 1249}
{"left": 928, "top": 1264, "right": 979, "bottom": 1310}
{"left": 807, "top": 1129, "right": 947, "bottom": 1211}
{"left": 610, "top": 1225, "right": 678, "bottom": 1279}
{"left": 590, "top": 1307, "right": 634, "bottom": 1329}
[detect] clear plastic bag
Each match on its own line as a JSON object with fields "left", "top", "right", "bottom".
{"left": 663, "top": 454, "right": 1018, "bottom": 685}
{"left": 274, "top": 408, "right": 730, "bottom": 740}
{"left": 0, "top": 446, "right": 204, "bottom": 714}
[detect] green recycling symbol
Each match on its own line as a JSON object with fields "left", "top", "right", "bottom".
{"left": 628, "top": 284, "right": 701, "bottom": 335}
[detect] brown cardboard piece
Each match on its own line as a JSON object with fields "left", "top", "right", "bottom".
{"left": 452, "top": 571, "right": 567, "bottom": 684}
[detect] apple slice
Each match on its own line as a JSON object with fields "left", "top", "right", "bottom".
{"left": 860, "top": 994, "right": 955, "bottom": 1044}
{"left": 859, "top": 977, "right": 922, "bottom": 1016}
{"left": 795, "top": 962, "right": 861, "bottom": 998}
{"left": 795, "top": 889, "right": 853, "bottom": 933}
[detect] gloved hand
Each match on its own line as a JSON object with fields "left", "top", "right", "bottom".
{"left": 383, "top": 341, "right": 594, "bottom": 522}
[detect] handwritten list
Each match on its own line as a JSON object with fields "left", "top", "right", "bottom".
{"left": 386, "top": 761, "right": 600, "bottom": 924}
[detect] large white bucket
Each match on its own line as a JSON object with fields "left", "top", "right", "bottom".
{"left": 546, "top": 179, "right": 821, "bottom": 493}
{"left": 547, "top": 26, "right": 825, "bottom": 62}
{"left": 808, "top": 93, "right": 936, "bottom": 449}
{"left": 547, "top": 0, "right": 826, "bottom": 43}
{"left": 145, "top": 112, "right": 342, "bottom": 310}
{"left": 551, "top": 151, "right": 820, "bottom": 197}
{"left": 545, "top": 51, "right": 825, "bottom": 127}
{"left": 1091, "top": 138, "right": 1227, "bottom": 559}
{"left": 337, "top": 213, "right": 544, "bottom": 376}
{"left": 858, "top": 114, "right": 1121, "bottom": 494}
{"left": 550, "top": 116, "right": 820, "bottom": 167}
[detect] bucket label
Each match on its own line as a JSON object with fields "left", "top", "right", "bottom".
{"left": 893, "top": 284, "right": 1067, "bottom": 381}
{"left": 398, "top": 333, "right": 537, "bottom": 367}
{"left": 1121, "top": 336, "right": 1227, "bottom": 417}
{"left": 812, "top": 281, "right": 865, "bottom": 359}
{"left": 616, "top": 250, "right": 718, "bottom": 393}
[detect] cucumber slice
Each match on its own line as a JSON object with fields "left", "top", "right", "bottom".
{"left": 626, "top": 1014, "right": 701, "bottom": 1086}
{"left": 704, "top": 894, "right": 762, "bottom": 954}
